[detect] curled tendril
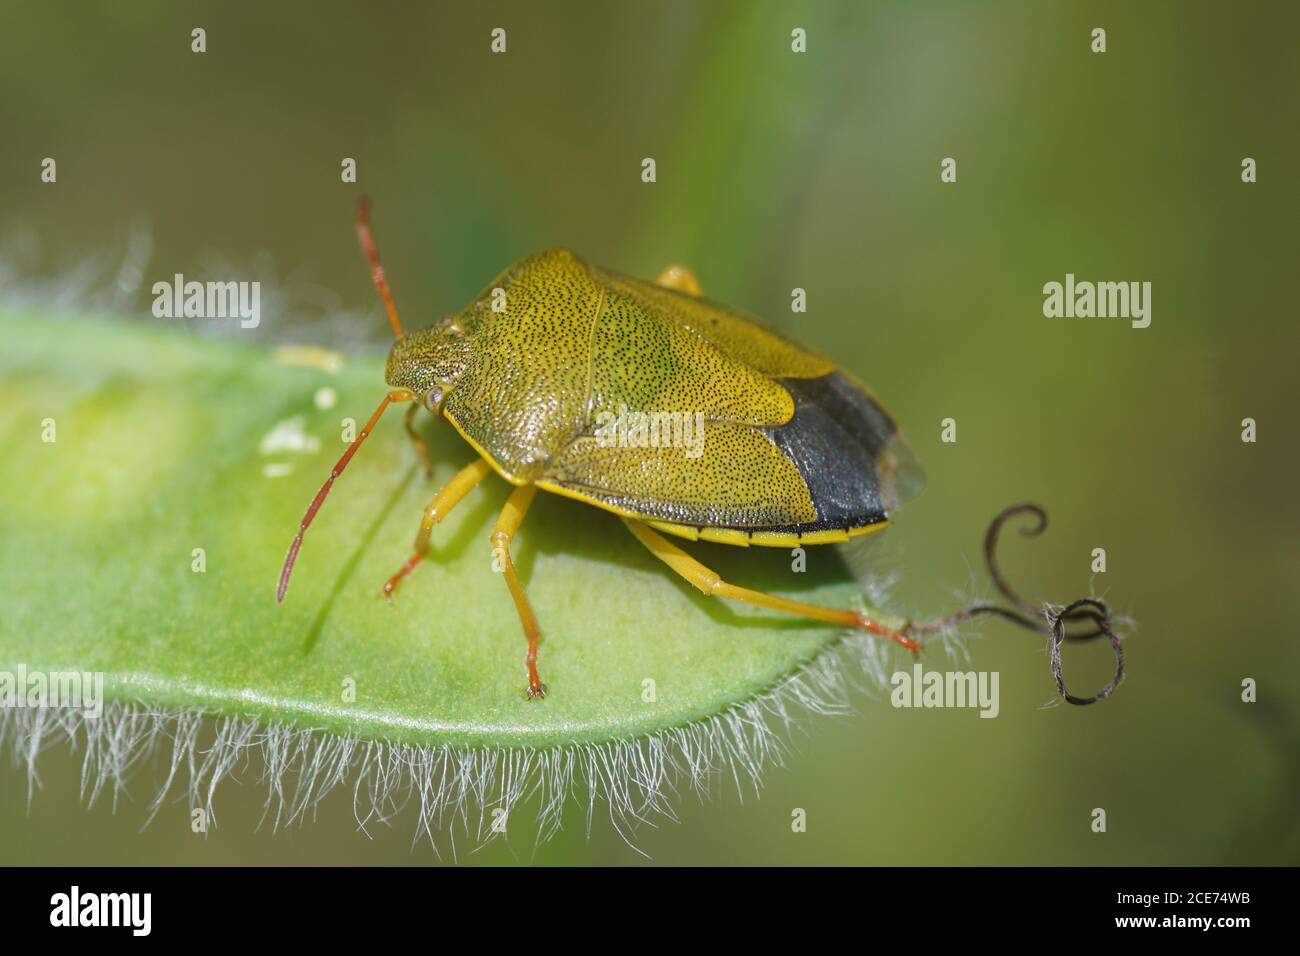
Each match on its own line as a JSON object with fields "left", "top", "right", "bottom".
{"left": 1050, "top": 598, "right": 1124, "bottom": 705}
{"left": 903, "top": 503, "right": 1125, "bottom": 706}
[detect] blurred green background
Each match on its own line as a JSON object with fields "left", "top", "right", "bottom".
{"left": 1, "top": 0, "right": 1297, "bottom": 865}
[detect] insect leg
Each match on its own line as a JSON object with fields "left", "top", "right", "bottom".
{"left": 623, "top": 518, "right": 920, "bottom": 654}
{"left": 490, "top": 485, "right": 546, "bottom": 699}
{"left": 382, "top": 457, "right": 494, "bottom": 597}
{"left": 654, "top": 263, "right": 703, "bottom": 296}
{"left": 402, "top": 402, "right": 433, "bottom": 477}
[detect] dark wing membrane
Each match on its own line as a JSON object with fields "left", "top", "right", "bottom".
{"left": 762, "top": 372, "right": 925, "bottom": 529}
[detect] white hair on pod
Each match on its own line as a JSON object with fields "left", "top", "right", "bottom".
{"left": 1, "top": 603, "right": 972, "bottom": 860}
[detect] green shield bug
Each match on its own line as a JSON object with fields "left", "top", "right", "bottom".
{"left": 278, "top": 200, "right": 925, "bottom": 700}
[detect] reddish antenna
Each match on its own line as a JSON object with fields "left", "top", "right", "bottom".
{"left": 356, "top": 197, "right": 406, "bottom": 340}
{"left": 277, "top": 389, "right": 414, "bottom": 602}
{"left": 277, "top": 199, "right": 417, "bottom": 602}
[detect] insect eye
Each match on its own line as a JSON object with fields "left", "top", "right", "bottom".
{"left": 425, "top": 386, "right": 445, "bottom": 412}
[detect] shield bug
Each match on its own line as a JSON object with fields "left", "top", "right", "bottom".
{"left": 278, "top": 200, "right": 925, "bottom": 700}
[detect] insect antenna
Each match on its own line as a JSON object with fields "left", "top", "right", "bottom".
{"left": 277, "top": 389, "right": 414, "bottom": 602}
{"left": 356, "top": 197, "right": 406, "bottom": 340}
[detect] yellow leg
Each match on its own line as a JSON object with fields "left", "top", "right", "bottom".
{"left": 491, "top": 485, "right": 546, "bottom": 699}
{"left": 655, "top": 263, "right": 703, "bottom": 296}
{"left": 381, "top": 457, "right": 494, "bottom": 596}
{"left": 403, "top": 402, "right": 433, "bottom": 476}
{"left": 623, "top": 519, "right": 920, "bottom": 653}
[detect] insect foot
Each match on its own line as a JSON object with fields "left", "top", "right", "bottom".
{"left": 855, "top": 614, "right": 922, "bottom": 655}
{"left": 381, "top": 552, "right": 423, "bottom": 599}
{"left": 526, "top": 682, "right": 548, "bottom": 701}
